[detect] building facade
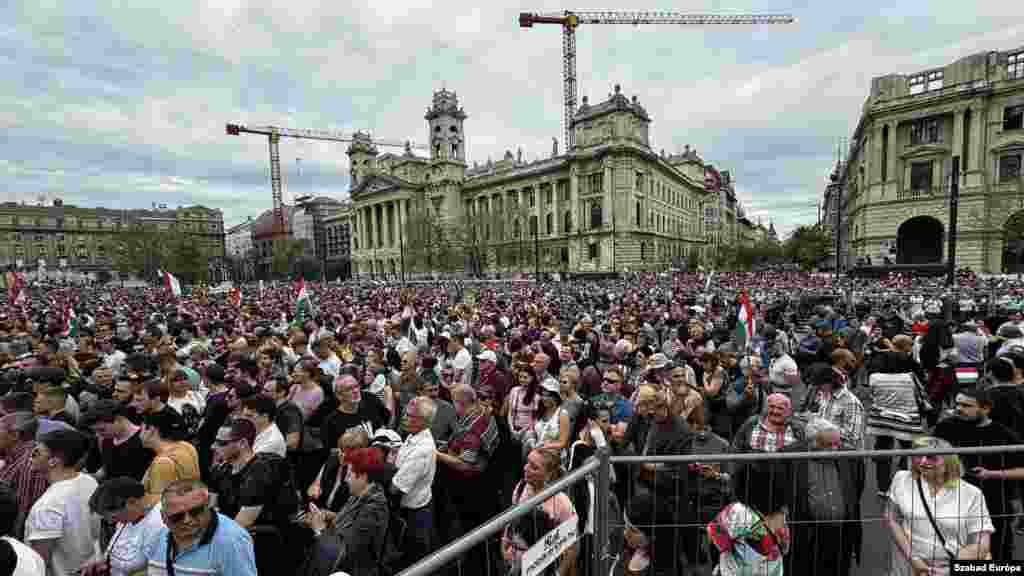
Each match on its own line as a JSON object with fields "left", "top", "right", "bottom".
{"left": 348, "top": 86, "right": 747, "bottom": 276}
{"left": 323, "top": 202, "right": 352, "bottom": 280}
{"left": 0, "top": 200, "right": 224, "bottom": 277}
{"left": 839, "top": 44, "right": 1024, "bottom": 273}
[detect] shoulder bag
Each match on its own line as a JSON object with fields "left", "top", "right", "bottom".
{"left": 915, "top": 477, "right": 955, "bottom": 568}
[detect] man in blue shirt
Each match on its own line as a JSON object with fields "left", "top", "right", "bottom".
{"left": 144, "top": 479, "right": 256, "bottom": 576}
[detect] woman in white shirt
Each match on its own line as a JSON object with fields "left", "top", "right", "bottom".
{"left": 885, "top": 436, "right": 993, "bottom": 576}
{"left": 79, "top": 477, "right": 165, "bottom": 576}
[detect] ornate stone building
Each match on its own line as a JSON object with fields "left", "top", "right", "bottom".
{"left": 839, "top": 44, "right": 1024, "bottom": 272}
{"left": 348, "top": 86, "right": 742, "bottom": 276}
{"left": 0, "top": 200, "right": 224, "bottom": 276}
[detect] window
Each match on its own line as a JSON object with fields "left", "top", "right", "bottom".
{"left": 545, "top": 213, "right": 553, "bottom": 235}
{"left": 434, "top": 125, "right": 441, "bottom": 132}
{"left": 881, "top": 125, "right": 889, "bottom": 181}
{"left": 1009, "top": 52, "right": 1024, "bottom": 80}
{"left": 910, "top": 161, "right": 933, "bottom": 191}
{"left": 450, "top": 125, "right": 457, "bottom": 133}
{"left": 451, "top": 144, "right": 458, "bottom": 157}
{"left": 588, "top": 243, "right": 599, "bottom": 260}
{"left": 590, "top": 202, "right": 602, "bottom": 228}
{"left": 544, "top": 187, "right": 553, "bottom": 205}
{"left": 529, "top": 189, "right": 536, "bottom": 208}
{"left": 529, "top": 216, "right": 537, "bottom": 236}
{"left": 999, "top": 153, "right": 1022, "bottom": 183}
{"left": 636, "top": 172, "right": 644, "bottom": 191}
{"left": 1004, "top": 106, "right": 1024, "bottom": 131}
{"left": 564, "top": 211, "right": 572, "bottom": 234}
{"left": 910, "top": 117, "right": 941, "bottom": 145}
{"left": 587, "top": 173, "right": 603, "bottom": 195}
{"left": 558, "top": 181, "right": 569, "bottom": 202}
{"left": 909, "top": 70, "right": 943, "bottom": 94}
{"left": 635, "top": 201, "right": 641, "bottom": 227}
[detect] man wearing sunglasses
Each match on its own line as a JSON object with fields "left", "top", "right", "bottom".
{"left": 143, "top": 479, "right": 257, "bottom": 576}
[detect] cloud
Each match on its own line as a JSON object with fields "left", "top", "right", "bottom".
{"left": 4, "top": 0, "right": 1024, "bottom": 242}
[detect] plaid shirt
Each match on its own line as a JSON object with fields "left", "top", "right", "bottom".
{"left": 0, "top": 440, "right": 49, "bottom": 538}
{"left": 449, "top": 409, "right": 499, "bottom": 477}
{"left": 807, "top": 382, "right": 865, "bottom": 450}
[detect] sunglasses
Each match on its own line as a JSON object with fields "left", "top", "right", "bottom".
{"left": 167, "top": 503, "right": 208, "bottom": 524}
{"left": 911, "top": 454, "right": 945, "bottom": 465}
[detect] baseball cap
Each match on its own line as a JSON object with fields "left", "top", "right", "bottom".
{"left": 476, "top": 350, "right": 497, "bottom": 364}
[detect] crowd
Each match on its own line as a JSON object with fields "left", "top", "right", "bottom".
{"left": 2, "top": 270, "right": 1024, "bottom": 576}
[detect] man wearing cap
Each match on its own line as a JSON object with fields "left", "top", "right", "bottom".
{"left": 139, "top": 410, "right": 200, "bottom": 508}
{"left": 83, "top": 400, "right": 153, "bottom": 482}
{"left": 0, "top": 412, "right": 48, "bottom": 539}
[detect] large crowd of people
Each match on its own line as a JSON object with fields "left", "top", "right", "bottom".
{"left": 2, "top": 269, "right": 1024, "bottom": 576}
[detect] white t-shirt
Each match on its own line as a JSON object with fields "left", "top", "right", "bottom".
{"left": 25, "top": 473, "right": 101, "bottom": 576}
{"left": 449, "top": 348, "right": 472, "bottom": 387}
{"left": 2, "top": 536, "right": 46, "bottom": 576}
{"left": 106, "top": 503, "right": 165, "bottom": 576}
{"left": 887, "top": 470, "right": 994, "bottom": 562}
{"left": 253, "top": 423, "right": 288, "bottom": 457}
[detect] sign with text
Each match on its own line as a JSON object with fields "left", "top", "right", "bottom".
{"left": 522, "top": 517, "right": 579, "bottom": 576}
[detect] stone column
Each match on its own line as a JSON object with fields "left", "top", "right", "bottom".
{"left": 603, "top": 161, "right": 613, "bottom": 229}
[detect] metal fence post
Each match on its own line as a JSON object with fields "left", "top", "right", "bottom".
{"left": 592, "top": 447, "right": 611, "bottom": 576}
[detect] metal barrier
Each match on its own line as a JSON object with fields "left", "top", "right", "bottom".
{"left": 611, "top": 444, "right": 1024, "bottom": 576}
{"left": 398, "top": 455, "right": 604, "bottom": 576}
{"left": 401, "top": 444, "right": 1024, "bottom": 576}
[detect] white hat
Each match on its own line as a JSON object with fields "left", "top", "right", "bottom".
{"left": 476, "top": 349, "right": 497, "bottom": 364}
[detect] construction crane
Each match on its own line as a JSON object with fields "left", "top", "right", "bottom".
{"left": 225, "top": 123, "right": 428, "bottom": 237}
{"left": 519, "top": 11, "right": 795, "bottom": 151}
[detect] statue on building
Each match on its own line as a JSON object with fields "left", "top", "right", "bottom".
{"left": 517, "top": 147, "right": 523, "bottom": 164}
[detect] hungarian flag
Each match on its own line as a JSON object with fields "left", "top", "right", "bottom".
{"left": 62, "top": 302, "right": 78, "bottom": 338}
{"left": 158, "top": 269, "right": 183, "bottom": 298}
{"left": 294, "top": 277, "right": 310, "bottom": 323}
{"left": 229, "top": 287, "right": 241, "bottom": 308}
{"left": 736, "top": 290, "right": 755, "bottom": 352}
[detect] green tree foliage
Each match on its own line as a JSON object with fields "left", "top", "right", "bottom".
{"left": 403, "top": 205, "right": 455, "bottom": 273}
{"left": 113, "top": 226, "right": 211, "bottom": 283}
{"left": 784, "top": 224, "right": 832, "bottom": 270}
{"left": 271, "top": 238, "right": 308, "bottom": 278}
{"left": 734, "top": 243, "right": 785, "bottom": 271}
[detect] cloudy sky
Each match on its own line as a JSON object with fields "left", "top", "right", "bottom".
{"left": 4, "top": 2, "right": 1023, "bottom": 238}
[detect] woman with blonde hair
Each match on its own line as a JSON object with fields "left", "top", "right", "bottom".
{"left": 885, "top": 436, "right": 993, "bottom": 576}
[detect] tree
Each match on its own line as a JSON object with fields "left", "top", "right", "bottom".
{"left": 112, "top": 225, "right": 210, "bottom": 283}
{"left": 404, "top": 203, "right": 452, "bottom": 273}
{"left": 271, "top": 238, "right": 308, "bottom": 278}
{"left": 784, "top": 224, "right": 832, "bottom": 270}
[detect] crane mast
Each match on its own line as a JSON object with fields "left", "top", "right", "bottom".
{"left": 225, "top": 123, "right": 427, "bottom": 238}
{"left": 519, "top": 10, "right": 795, "bottom": 151}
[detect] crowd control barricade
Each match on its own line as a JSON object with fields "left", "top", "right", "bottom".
{"left": 610, "top": 444, "right": 1024, "bottom": 576}
{"left": 403, "top": 444, "right": 1024, "bottom": 576}
{"left": 398, "top": 455, "right": 604, "bottom": 576}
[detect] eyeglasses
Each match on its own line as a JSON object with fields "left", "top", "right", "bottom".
{"left": 167, "top": 503, "right": 208, "bottom": 524}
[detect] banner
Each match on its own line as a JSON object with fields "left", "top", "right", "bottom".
{"left": 522, "top": 517, "right": 579, "bottom": 576}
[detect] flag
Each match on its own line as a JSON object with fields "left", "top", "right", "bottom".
{"left": 62, "top": 302, "right": 78, "bottom": 338}
{"left": 229, "top": 287, "right": 241, "bottom": 308}
{"left": 736, "top": 290, "right": 755, "bottom": 352}
{"left": 159, "top": 269, "right": 182, "bottom": 298}
{"left": 6, "top": 271, "right": 25, "bottom": 305}
{"left": 294, "top": 277, "right": 310, "bottom": 323}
